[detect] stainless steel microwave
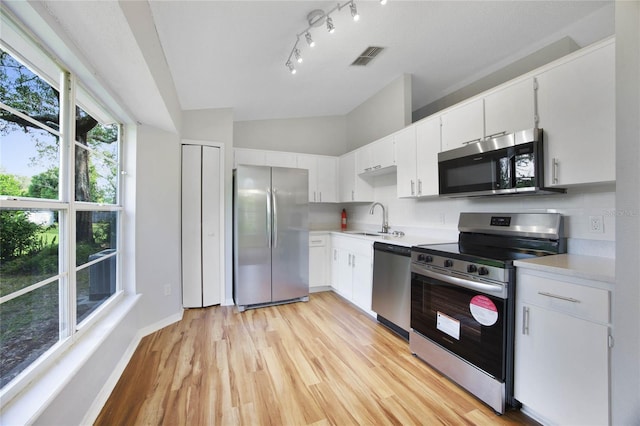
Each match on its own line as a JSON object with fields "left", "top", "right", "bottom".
{"left": 437, "top": 128, "right": 564, "bottom": 197}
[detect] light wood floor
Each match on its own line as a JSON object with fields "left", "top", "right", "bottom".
{"left": 95, "top": 291, "right": 539, "bottom": 425}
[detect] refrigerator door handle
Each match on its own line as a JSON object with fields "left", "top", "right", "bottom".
{"left": 266, "top": 187, "right": 272, "bottom": 248}
{"left": 272, "top": 189, "right": 278, "bottom": 248}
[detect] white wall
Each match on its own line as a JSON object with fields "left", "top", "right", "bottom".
{"left": 612, "top": 0, "right": 640, "bottom": 422}
{"left": 346, "top": 74, "right": 411, "bottom": 151}
{"left": 135, "top": 125, "right": 183, "bottom": 324}
{"left": 234, "top": 116, "right": 347, "bottom": 156}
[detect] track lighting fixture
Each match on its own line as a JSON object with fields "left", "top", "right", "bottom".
{"left": 285, "top": 0, "right": 385, "bottom": 74}
{"left": 326, "top": 16, "right": 335, "bottom": 33}
{"left": 286, "top": 61, "right": 296, "bottom": 74}
{"left": 305, "top": 32, "right": 315, "bottom": 48}
{"left": 350, "top": 2, "right": 360, "bottom": 21}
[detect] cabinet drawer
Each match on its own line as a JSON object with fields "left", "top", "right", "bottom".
{"left": 517, "top": 272, "right": 609, "bottom": 324}
{"left": 309, "top": 235, "right": 328, "bottom": 247}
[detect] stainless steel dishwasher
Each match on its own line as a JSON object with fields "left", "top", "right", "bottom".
{"left": 372, "top": 242, "right": 411, "bottom": 340}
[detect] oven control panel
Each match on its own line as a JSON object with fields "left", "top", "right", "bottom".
{"left": 412, "top": 252, "right": 508, "bottom": 284}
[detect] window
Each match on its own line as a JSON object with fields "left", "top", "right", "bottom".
{"left": 1, "top": 36, "right": 122, "bottom": 391}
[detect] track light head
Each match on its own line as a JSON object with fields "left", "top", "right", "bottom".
{"left": 286, "top": 61, "right": 296, "bottom": 74}
{"left": 326, "top": 16, "right": 335, "bottom": 33}
{"left": 305, "top": 32, "right": 315, "bottom": 47}
{"left": 294, "top": 48, "right": 303, "bottom": 63}
{"left": 350, "top": 2, "right": 360, "bottom": 21}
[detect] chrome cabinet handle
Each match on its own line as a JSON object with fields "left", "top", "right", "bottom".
{"left": 351, "top": 190, "right": 354, "bottom": 201}
{"left": 313, "top": 191, "right": 316, "bottom": 202}
{"left": 418, "top": 179, "right": 422, "bottom": 195}
{"left": 522, "top": 306, "right": 530, "bottom": 335}
{"left": 552, "top": 158, "right": 559, "bottom": 184}
{"left": 351, "top": 254, "right": 356, "bottom": 268}
{"left": 334, "top": 249, "right": 337, "bottom": 261}
{"left": 461, "top": 138, "right": 482, "bottom": 146}
{"left": 485, "top": 131, "right": 507, "bottom": 139}
{"left": 411, "top": 180, "right": 415, "bottom": 196}
{"left": 538, "top": 291, "right": 580, "bottom": 303}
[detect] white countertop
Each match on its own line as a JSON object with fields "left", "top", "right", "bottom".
{"left": 311, "top": 229, "right": 454, "bottom": 248}
{"left": 514, "top": 253, "right": 615, "bottom": 283}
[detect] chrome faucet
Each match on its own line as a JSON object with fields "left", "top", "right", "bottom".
{"left": 369, "top": 202, "right": 389, "bottom": 234}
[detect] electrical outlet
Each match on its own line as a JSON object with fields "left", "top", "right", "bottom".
{"left": 589, "top": 215, "right": 604, "bottom": 233}
{"left": 164, "top": 284, "right": 171, "bottom": 296}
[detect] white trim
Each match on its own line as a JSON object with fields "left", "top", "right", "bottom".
{"left": 80, "top": 309, "right": 184, "bottom": 425}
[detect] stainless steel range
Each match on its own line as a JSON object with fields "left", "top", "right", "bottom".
{"left": 410, "top": 212, "right": 566, "bottom": 414}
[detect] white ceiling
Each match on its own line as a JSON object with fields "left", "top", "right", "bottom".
{"left": 20, "top": 0, "right": 614, "bottom": 126}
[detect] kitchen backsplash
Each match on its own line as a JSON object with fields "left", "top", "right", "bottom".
{"left": 309, "top": 175, "right": 616, "bottom": 258}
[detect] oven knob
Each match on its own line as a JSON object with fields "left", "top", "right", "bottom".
{"left": 467, "top": 264, "right": 478, "bottom": 273}
{"left": 425, "top": 255, "right": 433, "bottom": 263}
{"left": 478, "top": 267, "right": 489, "bottom": 276}
{"left": 444, "top": 259, "right": 454, "bottom": 268}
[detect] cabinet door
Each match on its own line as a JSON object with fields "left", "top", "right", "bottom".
{"left": 234, "top": 148, "right": 265, "bottom": 167}
{"left": 297, "top": 154, "right": 318, "bottom": 202}
{"left": 351, "top": 252, "right": 373, "bottom": 315}
{"left": 316, "top": 156, "right": 338, "bottom": 203}
{"left": 415, "top": 116, "right": 440, "bottom": 197}
{"left": 355, "top": 145, "right": 373, "bottom": 174}
{"left": 339, "top": 152, "right": 356, "bottom": 202}
{"left": 484, "top": 78, "right": 536, "bottom": 137}
{"left": 339, "top": 152, "right": 373, "bottom": 202}
{"left": 309, "top": 245, "right": 326, "bottom": 288}
{"left": 514, "top": 303, "right": 609, "bottom": 425}
{"left": 265, "top": 151, "right": 297, "bottom": 168}
{"left": 440, "top": 98, "right": 484, "bottom": 151}
{"left": 536, "top": 41, "right": 615, "bottom": 186}
{"left": 372, "top": 135, "right": 395, "bottom": 170}
{"left": 395, "top": 126, "right": 417, "bottom": 198}
{"left": 335, "top": 249, "right": 353, "bottom": 299}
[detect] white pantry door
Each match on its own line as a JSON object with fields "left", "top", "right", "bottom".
{"left": 181, "top": 144, "right": 221, "bottom": 307}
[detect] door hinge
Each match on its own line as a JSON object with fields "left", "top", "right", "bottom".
{"left": 533, "top": 78, "right": 538, "bottom": 91}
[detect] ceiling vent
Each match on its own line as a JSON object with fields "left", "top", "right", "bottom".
{"left": 351, "top": 46, "right": 384, "bottom": 66}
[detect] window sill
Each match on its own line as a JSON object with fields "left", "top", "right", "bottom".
{"left": 0, "top": 293, "right": 141, "bottom": 425}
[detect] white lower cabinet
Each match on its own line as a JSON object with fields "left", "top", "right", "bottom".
{"left": 309, "top": 234, "right": 330, "bottom": 290}
{"left": 330, "top": 235, "right": 374, "bottom": 316}
{"left": 514, "top": 269, "right": 610, "bottom": 425}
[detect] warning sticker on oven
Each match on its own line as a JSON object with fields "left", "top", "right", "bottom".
{"left": 469, "top": 295, "right": 498, "bottom": 326}
{"left": 436, "top": 311, "right": 460, "bottom": 340}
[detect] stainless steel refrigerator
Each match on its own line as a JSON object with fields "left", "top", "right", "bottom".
{"left": 233, "top": 165, "right": 309, "bottom": 311}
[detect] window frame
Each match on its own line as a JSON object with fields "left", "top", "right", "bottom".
{"left": 0, "top": 21, "right": 124, "bottom": 402}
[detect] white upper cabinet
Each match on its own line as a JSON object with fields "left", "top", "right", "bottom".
{"left": 395, "top": 117, "right": 440, "bottom": 198}
{"left": 484, "top": 78, "right": 536, "bottom": 138}
{"left": 234, "top": 148, "right": 297, "bottom": 168}
{"left": 536, "top": 39, "right": 615, "bottom": 187}
{"left": 356, "top": 134, "right": 396, "bottom": 175}
{"left": 234, "top": 148, "right": 266, "bottom": 168}
{"left": 415, "top": 116, "right": 441, "bottom": 197}
{"left": 395, "top": 125, "right": 418, "bottom": 198}
{"left": 339, "top": 151, "right": 374, "bottom": 202}
{"left": 440, "top": 98, "right": 484, "bottom": 152}
{"left": 297, "top": 154, "right": 338, "bottom": 203}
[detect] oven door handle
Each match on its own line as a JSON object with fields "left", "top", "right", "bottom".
{"left": 412, "top": 265, "right": 506, "bottom": 298}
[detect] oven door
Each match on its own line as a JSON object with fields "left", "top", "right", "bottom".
{"left": 410, "top": 265, "right": 507, "bottom": 381}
